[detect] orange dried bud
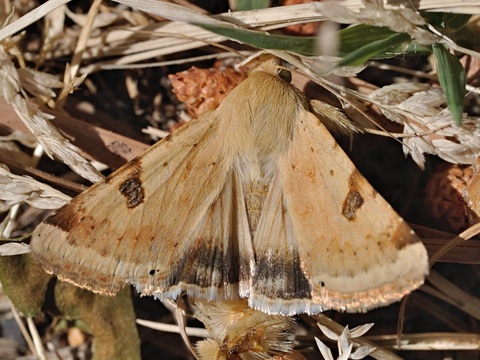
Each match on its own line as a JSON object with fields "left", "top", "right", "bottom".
{"left": 169, "top": 64, "right": 248, "bottom": 118}
{"left": 466, "top": 160, "right": 480, "bottom": 225}
{"left": 425, "top": 163, "right": 475, "bottom": 232}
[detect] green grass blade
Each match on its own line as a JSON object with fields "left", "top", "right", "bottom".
{"left": 199, "top": 23, "right": 318, "bottom": 55}
{"left": 338, "top": 32, "right": 411, "bottom": 66}
{"left": 199, "top": 23, "right": 426, "bottom": 60}
{"left": 432, "top": 43, "right": 466, "bottom": 124}
{"left": 422, "top": 12, "right": 471, "bottom": 32}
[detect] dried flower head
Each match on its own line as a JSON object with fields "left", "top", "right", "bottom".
{"left": 425, "top": 163, "right": 475, "bottom": 231}
{"left": 194, "top": 299, "right": 294, "bottom": 359}
{"left": 466, "top": 162, "right": 480, "bottom": 225}
{"left": 169, "top": 62, "right": 248, "bottom": 118}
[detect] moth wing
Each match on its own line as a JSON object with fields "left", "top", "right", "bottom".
{"left": 250, "top": 110, "right": 428, "bottom": 315}
{"left": 31, "top": 112, "right": 254, "bottom": 301}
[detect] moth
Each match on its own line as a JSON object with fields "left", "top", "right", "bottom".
{"left": 30, "top": 59, "right": 429, "bottom": 315}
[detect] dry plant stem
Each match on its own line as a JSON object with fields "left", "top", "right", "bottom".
{"left": 64, "top": 0, "right": 103, "bottom": 88}
{"left": 174, "top": 298, "right": 198, "bottom": 359}
{"left": 427, "top": 270, "right": 480, "bottom": 321}
{"left": 101, "top": 50, "right": 253, "bottom": 70}
{"left": 314, "top": 313, "right": 401, "bottom": 360}
{"left": 135, "top": 318, "right": 210, "bottom": 338}
{"left": 398, "top": 222, "right": 480, "bottom": 343}
{"left": 0, "top": 0, "right": 71, "bottom": 41}
{"left": 2, "top": 204, "right": 20, "bottom": 238}
{"left": 366, "top": 61, "right": 438, "bottom": 81}
{"left": 430, "top": 222, "right": 480, "bottom": 265}
{"left": 81, "top": 28, "right": 247, "bottom": 73}
{"left": 419, "top": 285, "right": 480, "bottom": 331}
{"left": 27, "top": 316, "right": 47, "bottom": 360}
{"left": 363, "top": 125, "right": 451, "bottom": 139}
{"left": 9, "top": 300, "right": 36, "bottom": 357}
{"left": 366, "top": 333, "right": 480, "bottom": 351}
{"left": 135, "top": 29, "right": 248, "bottom": 59}
{"left": 413, "top": 292, "right": 470, "bottom": 332}
{"left": 422, "top": 238, "right": 480, "bottom": 265}
{"left": 412, "top": 224, "right": 480, "bottom": 264}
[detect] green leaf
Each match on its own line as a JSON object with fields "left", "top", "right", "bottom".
{"left": 338, "top": 31, "right": 411, "bottom": 66}
{"left": 339, "top": 25, "right": 399, "bottom": 54}
{"left": 200, "top": 23, "right": 319, "bottom": 55}
{"left": 199, "top": 23, "right": 427, "bottom": 60}
{"left": 235, "top": 0, "right": 270, "bottom": 11}
{"left": 432, "top": 43, "right": 466, "bottom": 124}
{"left": 338, "top": 24, "right": 434, "bottom": 60}
{"left": 422, "top": 12, "right": 471, "bottom": 32}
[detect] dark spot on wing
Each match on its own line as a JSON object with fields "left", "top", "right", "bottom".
{"left": 342, "top": 171, "right": 364, "bottom": 221}
{"left": 119, "top": 177, "right": 145, "bottom": 208}
{"left": 118, "top": 159, "right": 145, "bottom": 208}
{"left": 342, "top": 189, "right": 364, "bottom": 220}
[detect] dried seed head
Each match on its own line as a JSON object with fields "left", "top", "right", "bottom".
{"left": 425, "top": 163, "right": 475, "bottom": 231}
{"left": 194, "top": 299, "right": 294, "bottom": 360}
{"left": 169, "top": 62, "right": 248, "bottom": 118}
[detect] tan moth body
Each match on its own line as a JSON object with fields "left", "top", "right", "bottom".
{"left": 31, "top": 60, "right": 428, "bottom": 315}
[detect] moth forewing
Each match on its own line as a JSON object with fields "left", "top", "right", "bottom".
{"left": 31, "top": 108, "right": 251, "bottom": 301}
{"left": 276, "top": 110, "right": 428, "bottom": 313}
